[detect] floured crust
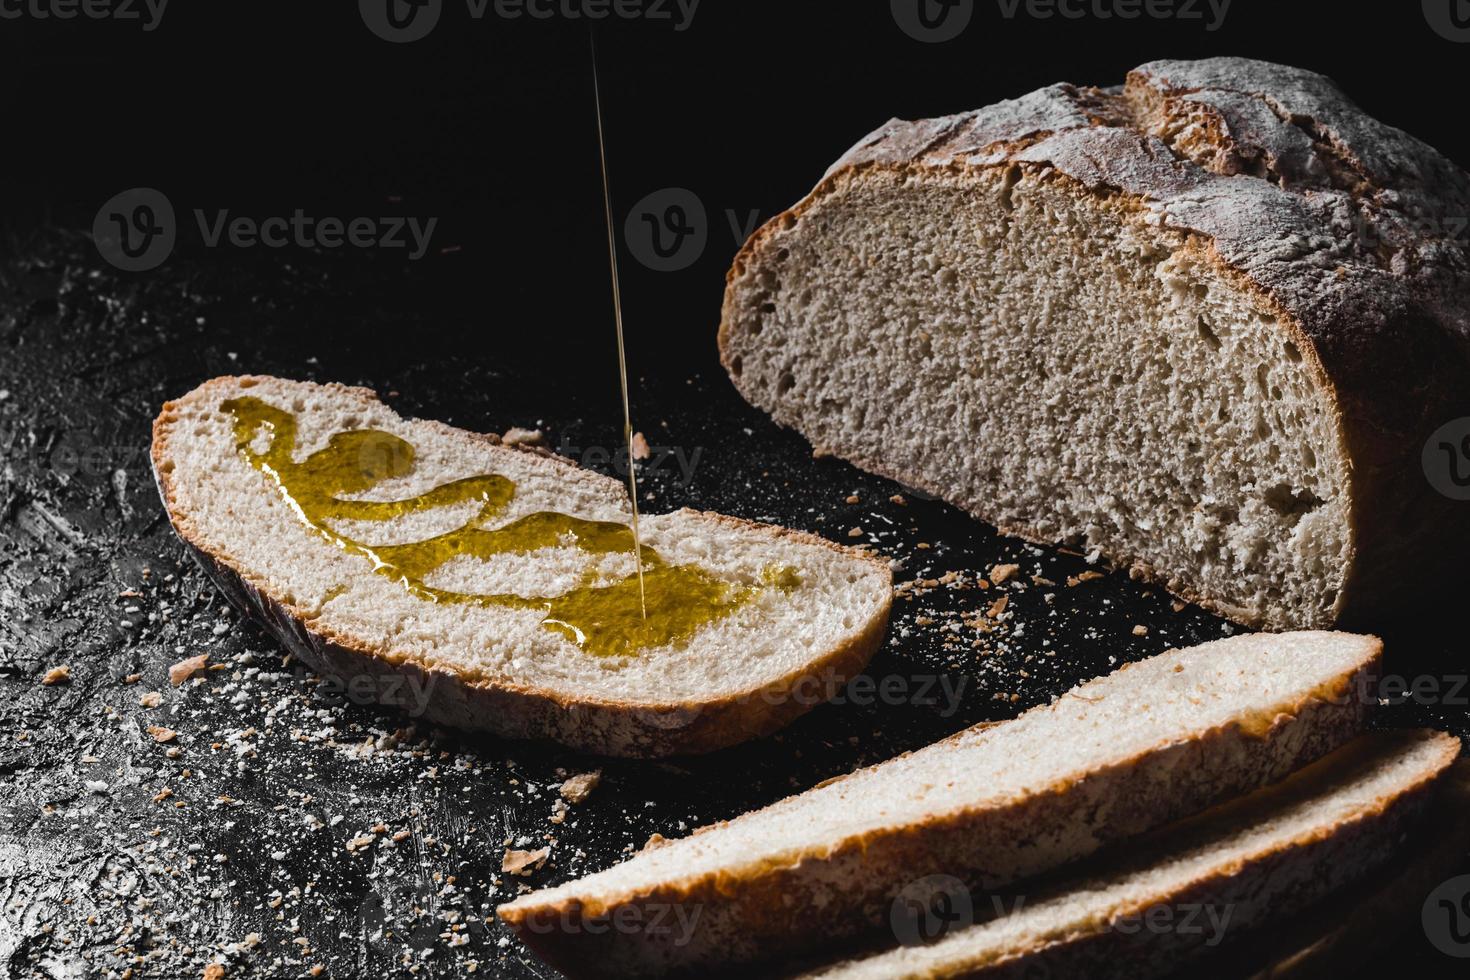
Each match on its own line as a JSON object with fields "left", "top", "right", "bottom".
{"left": 151, "top": 376, "right": 892, "bottom": 758}
{"left": 719, "top": 57, "right": 1470, "bottom": 629}
{"left": 496, "top": 636, "right": 1381, "bottom": 976}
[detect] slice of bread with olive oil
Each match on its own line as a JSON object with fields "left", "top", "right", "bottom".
{"left": 151, "top": 375, "right": 892, "bottom": 757}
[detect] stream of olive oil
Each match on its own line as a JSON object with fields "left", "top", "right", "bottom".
{"left": 222, "top": 396, "right": 796, "bottom": 658}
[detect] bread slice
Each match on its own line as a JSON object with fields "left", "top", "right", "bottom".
{"left": 1189, "top": 758, "right": 1470, "bottom": 980}
{"left": 497, "top": 631, "right": 1380, "bottom": 974}
{"left": 150, "top": 375, "right": 892, "bottom": 757}
{"left": 719, "top": 57, "right": 1470, "bottom": 631}
{"left": 801, "top": 729, "right": 1461, "bottom": 980}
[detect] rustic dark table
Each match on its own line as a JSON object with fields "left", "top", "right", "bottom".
{"left": 1, "top": 234, "right": 1466, "bottom": 978}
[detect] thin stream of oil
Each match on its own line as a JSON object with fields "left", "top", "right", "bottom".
{"left": 591, "top": 33, "right": 648, "bottom": 620}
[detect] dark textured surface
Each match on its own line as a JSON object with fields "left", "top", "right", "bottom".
{"left": 1, "top": 233, "right": 1467, "bottom": 979}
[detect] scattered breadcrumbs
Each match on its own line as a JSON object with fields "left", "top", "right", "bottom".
{"left": 847, "top": 527, "right": 863, "bottom": 538}
{"left": 502, "top": 847, "right": 549, "bottom": 876}
{"left": 501, "top": 427, "right": 544, "bottom": 447}
{"left": 169, "top": 654, "right": 209, "bottom": 686}
{"left": 1132, "top": 625, "right": 1149, "bottom": 636}
{"left": 202, "top": 964, "right": 225, "bottom": 980}
{"left": 41, "top": 666, "right": 70, "bottom": 686}
{"left": 844, "top": 494, "right": 860, "bottom": 504}
{"left": 889, "top": 494, "right": 906, "bottom": 506}
{"left": 559, "top": 771, "right": 602, "bottom": 804}
{"left": 147, "top": 725, "right": 177, "bottom": 744}
{"left": 987, "top": 596, "right": 1009, "bottom": 618}
{"left": 1066, "top": 571, "right": 1105, "bottom": 587}
{"left": 139, "top": 691, "right": 162, "bottom": 708}
{"left": 988, "top": 563, "right": 1020, "bottom": 585}
{"left": 630, "top": 431, "right": 651, "bottom": 460}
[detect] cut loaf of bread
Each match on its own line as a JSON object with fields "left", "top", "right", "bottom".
{"left": 151, "top": 376, "right": 892, "bottom": 757}
{"left": 802, "top": 729, "right": 1461, "bottom": 980}
{"left": 497, "top": 631, "right": 1380, "bottom": 975}
{"left": 719, "top": 57, "right": 1470, "bottom": 630}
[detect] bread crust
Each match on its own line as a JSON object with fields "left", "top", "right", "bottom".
{"left": 939, "top": 731, "right": 1462, "bottom": 980}
{"left": 496, "top": 637, "right": 1381, "bottom": 976}
{"left": 150, "top": 376, "right": 892, "bottom": 758}
{"left": 718, "top": 57, "right": 1470, "bottom": 630}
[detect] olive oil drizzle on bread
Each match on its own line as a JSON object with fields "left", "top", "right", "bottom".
{"left": 221, "top": 395, "right": 797, "bottom": 658}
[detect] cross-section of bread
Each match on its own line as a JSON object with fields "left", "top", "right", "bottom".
{"left": 497, "top": 632, "right": 1380, "bottom": 974}
{"left": 150, "top": 375, "right": 892, "bottom": 757}
{"left": 719, "top": 57, "right": 1470, "bottom": 630}
{"left": 801, "top": 729, "right": 1460, "bottom": 980}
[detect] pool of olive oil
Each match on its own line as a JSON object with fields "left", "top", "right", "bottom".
{"left": 222, "top": 396, "right": 794, "bottom": 658}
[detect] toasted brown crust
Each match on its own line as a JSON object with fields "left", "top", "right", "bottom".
{"left": 496, "top": 639, "right": 1381, "bottom": 976}
{"left": 150, "top": 376, "right": 892, "bottom": 758}
{"left": 718, "top": 57, "right": 1470, "bottom": 631}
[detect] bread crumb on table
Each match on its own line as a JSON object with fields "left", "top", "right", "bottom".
{"left": 559, "top": 771, "right": 602, "bottom": 804}
{"left": 1132, "top": 625, "right": 1149, "bottom": 636}
{"left": 147, "top": 725, "right": 178, "bottom": 744}
{"left": 169, "top": 654, "right": 209, "bottom": 686}
{"left": 139, "top": 691, "right": 162, "bottom": 708}
{"left": 630, "top": 431, "right": 651, "bottom": 460}
{"left": 502, "top": 847, "right": 550, "bottom": 876}
{"left": 41, "top": 666, "right": 71, "bottom": 686}
{"left": 501, "top": 427, "right": 544, "bottom": 447}
{"left": 988, "top": 563, "right": 1020, "bottom": 585}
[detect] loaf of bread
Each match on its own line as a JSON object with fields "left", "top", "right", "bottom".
{"left": 720, "top": 57, "right": 1470, "bottom": 630}
{"left": 151, "top": 376, "right": 892, "bottom": 757}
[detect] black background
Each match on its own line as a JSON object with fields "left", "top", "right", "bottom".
{"left": 3, "top": 0, "right": 1467, "bottom": 383}
{"left": 2, "top": 3, "right": 1469, "bottom": 979}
